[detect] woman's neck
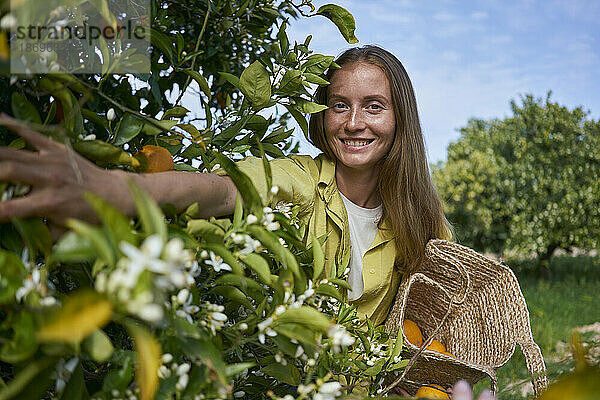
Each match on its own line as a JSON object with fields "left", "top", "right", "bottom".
{"left": 335, "top": 164, "right": 381, "bottom": 209}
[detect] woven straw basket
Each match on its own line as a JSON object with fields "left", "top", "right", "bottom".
{"left": 384, "top": 239, "right": 548, "bottom": 396}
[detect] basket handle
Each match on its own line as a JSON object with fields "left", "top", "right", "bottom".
{"left": 427, "top": 242, "right": 471, "bottom": 304}
{"left": 518, "top": 339, "right": 548, "bottom": 396}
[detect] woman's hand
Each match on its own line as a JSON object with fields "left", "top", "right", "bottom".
{"left": 451, "top": 381, "right": 496, "bottom": 400}
{"left": 0, "top": 114, "right": 131, "bottom": 226}
{"left": 0, "top": 114, "right": 238, "bottom": 230}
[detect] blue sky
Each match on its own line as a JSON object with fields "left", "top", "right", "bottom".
{"left": 286, "top": 0, "right": 600, "bottom": 163}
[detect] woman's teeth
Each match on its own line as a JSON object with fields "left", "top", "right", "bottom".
{"left": 343, "top": 139, "right": 371, "bottom": 146}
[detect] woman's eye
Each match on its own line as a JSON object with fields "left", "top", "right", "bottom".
{"left": 367, "top": 104, "right": 383, "bottom": 110}
{"left": 332, "top": 103, "right": 347, "bottom": 110}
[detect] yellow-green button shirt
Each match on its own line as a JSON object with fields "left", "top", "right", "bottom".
{"left": 218, "top": 154, "right": 403, "bottom": 326}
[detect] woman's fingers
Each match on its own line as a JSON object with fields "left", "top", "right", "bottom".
{"left": 0, "top": 146, "right": 40, "bottom": 163}
{"left": 0, "top": 190, "right": 54, "bottom": 221}
{"left": 451, "top": 381, "right": 497, "bottom": 400}
{"left": 0, "top": 114, "right": 61, "bottom": 151}
{"left": 451, "top": 381, "right": 473, "bottom": 400}
{"left": 0, "top": 161, "right": 47, "bottom": 186}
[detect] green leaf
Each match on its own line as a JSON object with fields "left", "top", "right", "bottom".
{"left": 150, "top": 28, "right": 175, "bottom": 62}
{"left": 277, "top": 20, "right": 289, "bottom": 55}
{"left": 38, "top": 290, "right": 113, "bottom": 343}
{"left": 0, "top": 251, "right": 27, "bottom": 304}
{"left": 218, "top": 72, "right": 240, "bottom": 89}
{"left": 284, "top": 104, "right": 308, "bottom": 137}
{"left": 246, "top": 225, "right": 300, "bottom": 279}
{"left": 363, "top": 358, "right": 386, "bottom": 376}
{"left": 246, "top": 114, "right": 269, "bottom": 137}
{"left": 141, "top": 119, "right": 178, "bottom": 136}
{"left": 391, "top": 333, "right": 403, "bottom": 360}
{"left": 11, "top": 92, "right": 41, "bottom": 124}
{"left": 316, "top": 4, "right": 359, "bottom": 44}
{"left": 178, "top": 337, "right": 227, "bottom": 385}
{"left": 301, "top": 54, "right": 335, "bottom": 75}
{"left": 73, "top": 140, "right": 139, "bottom": 168}
{"left": 102, "top": 351, "right": 134, "bottom": 392}
{"left": 303, "top": 72, "right": 330, "bottom": 86}
{"left": 240, "top": 253, "right": 272, "bottom": 285}
{"left": 10, "top": 217, "right": 51, "bottom": 258}
{"left": 186, "top": 219, "right": 225, "bottom": 242}
{"left": 65, "top": 219, "right": 116, "bottom": 267}
{"left": 239, "top": 61, "right": 271, "bottom": 110}
{"left": 162, "top": 106, "right": 189, "bottom": 120}
{"left": 389, "top": 358, "right": 409, "bottom": 371}
{"left": 60, "top": 361, "right": 89, "bottom": 400}
{"left": 225, "top": 362, "right": 256, "bottom": 377}
{"left": 233, "top": 194, "right": 244, "bottom": 226}
{"left": 277, "top": 70, "right": 302, "bottom": 94}
{"left": 210, "top": 286, "right": 253, "bottom": 308}
{"left": 82, "top": 329, "right": 114, "bottom": 362}
{"left": 114, "top": 113, "right": 144, "bottom": 146}
{"left": 214, "top": 152, "right": 263, "bottom": 217}
{"left": 329, "top": 278, "right": 352, "bottom": 290}
{"left": 294, "top": 98, "right": 328, "bottom": 114}
{"left": 0, "top": 357, "right": 56, "bottom": 400}
{"left": 184, "top": 70, "right": 211, "bottom": 99}
{"left": 315, "top": 284, "right": 343, "bottom": 301}
{"left": 273, "top": 323, "right": 317, "bottom": 345}
{"left": 51, "top": 231, "right": 96, "bottom": 263}
{"left": 126, "top": 179, "right": 167, "bottom": 242}
{"left": 177, "top": 123, "right": 203, "bottom": 142}
{"left": 261, "top": 363, "right": 300, "bottom": 386}
{"left": 273, "top": 306, "right": 331, "bottom": 333}
{"left": 214, "top": 274, "right": 264, "bottom": 302}
{"left": 0, "top": 312, "right": 37, "bottom": 363}
{"left": 311, "top": 234, "right": 324, "bottom": 282}
{"left": 84, "top": 192, "right": 136, "bottom": 247}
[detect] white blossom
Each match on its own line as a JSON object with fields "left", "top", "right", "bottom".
{"left": 15, "top": 269, "right": 41, "bottom": 302}
{"left": 205, "top": 251, "right": 231, "bottom": 273}
{"left": 52, "top": 357, "right": 79, "bottom": 394}
{"left": 239, "top": 235, "right": 261, "bottom": 255}
{"left": 106, "top": 108, "right": 116, "bottom": 121}
{"left": 327, "top": 324, "right": 355, "bottom": 353}
{"left": 314, "top": 381, "right": 342, "bottom": 400}
{"left": 246, "top": 214, "right": 259, "bottom": 224}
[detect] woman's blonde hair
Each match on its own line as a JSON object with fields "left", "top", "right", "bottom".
{"left": 308, "top": 45, "right": 452, "bottom": 269}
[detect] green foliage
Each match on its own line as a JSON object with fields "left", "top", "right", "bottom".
{"left": 433, "top": 93, "right": 600, "bottom": 263}
{"left": 0, "top": 1, "right": 408, "bottom": 399}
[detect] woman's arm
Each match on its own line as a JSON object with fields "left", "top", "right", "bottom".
{"left": 0, "top": 115, "right": 237, "bottom": 225}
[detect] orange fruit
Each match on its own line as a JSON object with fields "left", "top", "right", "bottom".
{"left": 135, "top": 145, "right": 174, "bottom": 173}
{"left": 425, "top": 339, "right": 446, "bottom": 353}
{"left": 415, "top": 384, "right": 450, "bottom": 399}
{"left": 402, "top": 319, "right": 423, "bottom": 347}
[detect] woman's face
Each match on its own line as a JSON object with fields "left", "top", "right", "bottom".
{"left": 324, "top": 61, "right": 396, "bottom": 173}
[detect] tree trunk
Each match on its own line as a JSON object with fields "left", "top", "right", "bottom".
{"left": 538, "top": 244, "right": 557, "bottom": 279}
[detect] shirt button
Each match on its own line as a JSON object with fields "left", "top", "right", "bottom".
{"left": 369, "top": 269, "right": 375, "bottom": 274}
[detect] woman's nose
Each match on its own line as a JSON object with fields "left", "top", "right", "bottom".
{"left": 345, "top": 107, "right": 366, "bottom": 132}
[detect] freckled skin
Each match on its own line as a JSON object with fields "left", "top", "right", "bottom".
{"left": 324, "top": 62, "right": 396, "bottom": 206}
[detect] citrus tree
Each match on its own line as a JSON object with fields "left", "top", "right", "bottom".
{"left": 0, "top": 1, "right": 410, "bottom": 399}
{"left": 433, "top": 93, "right": 600, "bottom": 273}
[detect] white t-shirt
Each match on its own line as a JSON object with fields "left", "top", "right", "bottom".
{"left": 340, "top": 193, "right": 383, "bottom": 301}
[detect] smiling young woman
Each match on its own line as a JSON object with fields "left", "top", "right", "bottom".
{"left": 310, "top": 45, "right": 452, "bottom": 272}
